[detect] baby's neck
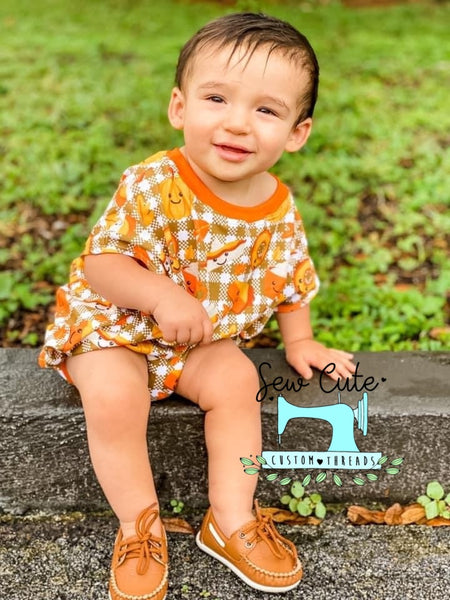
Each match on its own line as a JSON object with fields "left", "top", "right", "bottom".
{"left": 192, "top": 163, "right": 276, "bottom": 207}
{"left": 219, "top": 172, "right": 277, "bottom": 207}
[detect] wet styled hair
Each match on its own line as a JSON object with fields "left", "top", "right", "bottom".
{"left": 175, "top": 12, "right": 319, "bottom": 124}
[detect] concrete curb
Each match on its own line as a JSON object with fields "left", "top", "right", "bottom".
{"left": 1, "top": 349, "right": 449, "bottom": 514}
{"left": 1, "top": 510, "right": 449, "bottom": 600}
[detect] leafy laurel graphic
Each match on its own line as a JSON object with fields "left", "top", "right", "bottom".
{"left": 240, "top": 455, "right": 404, "bottom": 487}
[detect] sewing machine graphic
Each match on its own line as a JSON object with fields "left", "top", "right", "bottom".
{"left": 277, "top": 392, "right": 368, "bottom": 452}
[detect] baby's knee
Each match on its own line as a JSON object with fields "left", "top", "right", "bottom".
{"left": 201, "top": 351, "right": 260, "bottom": 411}
{"left": 230, "top": 353, "right": 260, "bottom": 394}
{"left": 81, "top": 382, "right": 150, "bottom": 435}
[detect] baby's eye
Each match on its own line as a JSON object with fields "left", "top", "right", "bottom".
{"left": 207, "top": 95, "right": 224, "bottom": 103}
{"left": 258, "top": 107, "right": 277, "bottom": 116}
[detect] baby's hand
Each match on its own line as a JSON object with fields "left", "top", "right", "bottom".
{"left": 285, "top": 338, "right": 355, "bottom": 382}
{"left": 152, "top": 285, "right": 213, "bottom": 345}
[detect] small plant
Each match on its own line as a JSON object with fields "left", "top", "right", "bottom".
{"left": 280, "top": 481, "right": 327, "bottom": 520}
{"left": 417, "top": 481, "right": 450, "bottom": 521}
{"left": 169, "top": 499, "right": 185, "bottom": 514}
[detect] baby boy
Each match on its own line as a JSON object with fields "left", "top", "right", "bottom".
{"left": 40, "top": 12, "right": 355, "bottom": 600}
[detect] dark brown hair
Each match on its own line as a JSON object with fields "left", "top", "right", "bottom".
{"left": 175, "top": 12, "right": 319, "bottom": 124}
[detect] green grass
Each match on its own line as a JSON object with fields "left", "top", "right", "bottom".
{"left": 0, "top": 0, "right": 448, "bottom": 350}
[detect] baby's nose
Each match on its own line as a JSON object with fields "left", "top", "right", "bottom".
{"left": 223, "top": 107, "right": 251, "bottom": 134}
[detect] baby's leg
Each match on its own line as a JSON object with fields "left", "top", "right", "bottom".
{"left": 66, "top": 347, "right": 161, "bottom": 538}
{"left": 176, "top": 339, "right": 261, "bottom": 537}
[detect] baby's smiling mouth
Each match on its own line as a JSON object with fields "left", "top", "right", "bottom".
{"left": 215, "top": 144, "right": 251, "bottom": 154}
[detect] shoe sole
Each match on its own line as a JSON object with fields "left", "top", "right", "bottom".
{"left": 109, "top": 591, "right": 167, "bottom": 600}
{"left": 195, "top": 531, "right": 302, "bottom": 594}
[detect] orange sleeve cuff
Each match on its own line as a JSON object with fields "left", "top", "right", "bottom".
{"left": 275, "top": 301, "right": 303, "bottom": 313}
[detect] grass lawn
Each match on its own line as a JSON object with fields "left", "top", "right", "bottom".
{"left": 0, "top": 0, "right": 448, "bottom": 350}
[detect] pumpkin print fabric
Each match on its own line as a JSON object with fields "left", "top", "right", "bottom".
{"left": 39, "top": 148, "right": 319, "bottom": 399}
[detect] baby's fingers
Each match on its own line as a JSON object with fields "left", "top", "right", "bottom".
{"left": 288, "top": 355, "right": 314, "bottom": 380}
{"left": 327, "top": 359, "right": 355, "bottom": 382}
{"left": 199, "top": 317, "right": 214, "bottom": 345}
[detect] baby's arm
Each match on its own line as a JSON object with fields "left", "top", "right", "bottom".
{"left": 84, "top": 253, "right": 213, "bottom": 345}
{"left": 276, "top": 304, "right": 355, "bottom": 381}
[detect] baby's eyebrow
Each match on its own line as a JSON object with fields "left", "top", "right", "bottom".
{"left": 198, "top": 81, "right": 227, "bottom": 91}
{"left": 259, "top": 95, "right": 289, "bottom": 111}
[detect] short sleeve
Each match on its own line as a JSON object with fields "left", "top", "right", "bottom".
{"left": 82, "top": 163, "right": 165, "bottom": 273}
{"left": 275, "top": 208, "right": 320, "bottom": 313}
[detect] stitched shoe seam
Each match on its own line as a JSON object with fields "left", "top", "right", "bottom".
{"left": 109, "top": 565, "right": 168, "bottom": 600}
{"left": 243, "top": 555, "right": 302, "bottom": 577}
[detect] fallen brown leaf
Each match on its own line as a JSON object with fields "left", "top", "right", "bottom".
{"left": 426, "top": 517, "right": 450, "bottom": 527}
{"left": 429, "top": 326, "right": 450, "bottom": 340}
{"left": 384, "top": 503, "right": 403, "bottom": 525}
{"left": 161, "top": 517, "right": 194, "bottom": 534}
{"left": 347, "top": 505, "right": 385, "bottom": 525}
{"left": 260, "top": 507, "right": 321, "bottom": 525}
{"left": 347, "top": 504, "right": 450, "bottom": 526}
{"left": 394, "top": 283, "right": 415, "bottom": 292}
{"left": 400, "top": 504, "right": 426, "bottom": 525}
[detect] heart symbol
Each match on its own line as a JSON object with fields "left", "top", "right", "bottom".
{"left": 317, "top": 459, "right": 323, "bottom": 465}
{"left": 381, "top": 377, "right": 387, "bottom": 382}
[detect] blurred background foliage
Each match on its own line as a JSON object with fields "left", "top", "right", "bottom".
{"left": 0, "top": 0, "right": 448, "bottom": 350}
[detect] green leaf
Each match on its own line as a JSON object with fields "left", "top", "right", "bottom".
{"left": 391, "top": 457, "right": 404, "bottom": 466}
{"left": 302, "top": 474, "right": 312, "bottom": 487}
{"left": 442, "top": 511, "right": 450, "bottom": 520}
{"left": 0, "top": 271, "right": 15, "bottom": 299}
{"left": 417, "top": 495, "right": 432, "bottom": 507}
{"left": 266, "top": 473, "right": 278, "bottom": 482}
{"left": 333, "top": 474, "right": 343, "bottom": 487}
{"left": 425, "top": 499, "right": 439, "bottom": 520}
{"left": 280, "top": 477, "right": 292, "bottom": 486}
{"left": 378, "top": 456, "right": 388, "bottom": 465}
{"left": 244, "top": 467, "right": 259, "bottom": 475}
{"left": 297, "top": 500, "right": 313, "bottom": 517}
{"left": 366, "top": 473, "right": 378, "bottom": 481}
{"left": 316, "top": 472, "right": 327, "bottom": 483}
{"left": 353, "top": 477, "right": 365, "bottom": 486}
{"left": 315, "top": 502, "right": 327, "bottom": 520}
{"left": 386, "top": 468, "right": 400, "bottom": 475}
{"left": 310, "top": 493, "right": 322, "bottom": 504}
{"left": 289, "top": 498, "right": 299, "bottom": 513}
{"left": 256, "top": 455, "right": 267, "bottom": 465}
{"left": 240, "top": 457, "right": 254, "bottom": 466}
{"left": 426, "top": 481, "right": 444, "bottom": 500}
{"left": 290, "top": 481, "right": 305, "bottom": 499}
{"left": 445, "top": 494, "right": 450, "bottom": 505}
{"left": 280, "top": 494, "right": 291, "bottom": 505}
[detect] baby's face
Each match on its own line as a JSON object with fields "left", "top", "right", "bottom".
{"left": 168, "top": 43, "right": 312, "bottom": 195}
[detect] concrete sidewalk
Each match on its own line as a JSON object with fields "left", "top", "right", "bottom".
{"left": 1, "top": 509, "right": 449, "bottom": 600}
{"left": 1, "top": 349, "right": 449, "bottom": 599}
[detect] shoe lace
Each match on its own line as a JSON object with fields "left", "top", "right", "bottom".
{"left": 117, "top": 505, "right": 165, "bottom": 575}
{"left": 243, "top": 500, "right": 296, "bottom": 560}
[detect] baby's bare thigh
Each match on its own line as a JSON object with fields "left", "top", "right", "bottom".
{"left": 66, "top": 347, "right": 149, "bottom": 400}
{"left": 177, "top": 339, "right": 259, "bottom": 410}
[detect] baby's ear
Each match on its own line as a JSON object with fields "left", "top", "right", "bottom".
{"left": 168, "top": 87, "right": 185, "bottom": 130}
{"left": 285, "top": 118, "right": 313, "bottom": 153}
